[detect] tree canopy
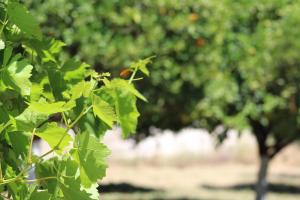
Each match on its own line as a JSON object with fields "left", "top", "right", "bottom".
{"left": 25, "top": 0, "right": 300, "bottom": 134}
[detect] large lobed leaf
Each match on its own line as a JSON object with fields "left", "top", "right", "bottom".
{"left": 71, "top": 132, "right": 110, "bottom": 187}
{"left": 1, "top": 57, "right": 33, "bottom": 96}
{"left": 35, "top": 122, "right": 72, "bottom": 154}
{"left": 92, "top": 94, "right": 117, "bottom": 128}
{"left": 7, "top": 2, "right": 42, "bottom": 39}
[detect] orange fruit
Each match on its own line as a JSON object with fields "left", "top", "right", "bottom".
{"left": 120, "top": 68, "right": 131, "bottom": 78}
{"left": 189, "top": 13, "right": 199, "bottom": 22}
{"left": 196, "top": 38, "right": 206, "bottom": 47}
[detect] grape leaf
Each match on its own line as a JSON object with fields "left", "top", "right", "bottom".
{"left": 70, "top": 81, "right": 85, "bottom": 100}
{"left": 61, "top": 59, "right": 83, "bottom": 72}
{"left": 29, "top": 189, "right": 51, "bottom": 200}
{"left": 7, "top": 2, "right": 42, "bottom": 39}
{"left": 109, "top": 79, "right": 147, "bottom": 102}
{"left": 25, "top": 38, "right": 65, "bottom": 62}
{"left": 15, "top": 107, "right": 48, "bottom": 132}
{"left": 7, "top": 131, "right": 29, "bottom": 157}
{"left": 70, "top": 80, "right": 95, "bottom": 100}
{"left": 59, "top": 159, "right": 99, "bottom": 200}
{"left": 35, "top": 158, "right": 60, "bottom": 194}
{"left": 63, "top": 60, "right": 89, "bottom": 82}
{"left": 47, "top": 68, "right": 68, "bottom": 100}
{"left": 72, "top": 132, "right": 110, "bottom": 187}
{"left": 35, "top": 122, "right": 72, "bottom": 154}
{"left": 130, "top": 57, "right": 153, "bottom": 76}
{"left": 114, "top": 88, "right": 140, "bottom": 138}
{"left": 1, "top": 59, "right": 33, "bottom": 96}
{"left": 3, "top": 46, "right": 13, "bottom": 66}
{"left": 29, "top": 99, "right": 74, "bottom": 114}
{"left": 60, "top": 182, "right": 96, "bottom": 200}
{"left": 92, "top": 95, "right": 116, "bottom": 128}
{"left": 97, "top": 80, "right": 141, "bottom": 137}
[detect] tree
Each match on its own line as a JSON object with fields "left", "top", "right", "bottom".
{"left": 0, "top": 1, "right": 149, "bottom": 199}
{"left": 191, "top": 1, "right": 300, "bottom": 199}
{"left": 25, "top": 0, "right": 300, "bottom": 199}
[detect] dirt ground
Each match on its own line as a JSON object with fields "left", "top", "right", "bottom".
{"left": 100, "top": 145, "right": 300, "bottom": 200}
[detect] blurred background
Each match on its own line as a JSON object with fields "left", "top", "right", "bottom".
{"left": 26, "top": 0, "right": 300, "bottom": 199}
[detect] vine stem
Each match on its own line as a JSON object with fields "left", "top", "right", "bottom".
{"left": 28, "top": 128, "right": 36, "bottom": 164}
{"left": 0, "top": 175, "right": 57, "bottom": 186}
{"left": 37, "top": 105, "right": 93, "bottom": 162}
{"left": 0, "top": 175, "right": 22, "bottom": 185}
{"left": 129, "top": 66, "right": 138, "bottom": 84}
{"left": 62, "top": 112, "right": 70, "bottom": 128}
{"left": 26, "top": 176, "right": 57, "bottom": 183}
{"left": 69, "top": 105, "right": 93, "bottom": 128}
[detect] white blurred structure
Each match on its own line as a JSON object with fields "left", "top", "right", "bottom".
{"left": 103, "top": 127, "right": 257, "bottom": 163}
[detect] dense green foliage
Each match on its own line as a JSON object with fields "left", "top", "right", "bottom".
{"left": 26, "top": 0, "right": 300, "bottom": 134}
{"left": 26, "top": 0, "right": 209, "bottom": 131}
{"left": 0, "top": 1, "right": 149, "bottom": 199}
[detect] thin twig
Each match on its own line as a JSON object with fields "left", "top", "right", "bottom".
{"left": 26, "top": 176, "right": 57, "bottom": 183}
{"left": 28, "top": 128, "right": 36, "bottom": 164}
{"left": 129, "top": 66, "right": 138, "bottom": 84}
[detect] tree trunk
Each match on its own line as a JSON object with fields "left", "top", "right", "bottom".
{"left": 255, "top": 155, "right": 269, "bottom": 200}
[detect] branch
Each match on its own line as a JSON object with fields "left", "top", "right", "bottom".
{"left": 26, "top": 176, "right": 57, "bottom": 183}
{"left": 268, "top": 135, "right": 300, "bottom": 158}
{"left": 248, "top": 118, "right": 272, "bottom": 156}
{"left": 37, "top": 105, "right": 93, "bottom": 162}
{"left": 69, "top": 105, "right": 92, "bottom": 128}
{"left": 129, "top": 66, "right": 138, "bottom": 83}
{"left": 28, "top": 128, "right": 36, "bottom": 164}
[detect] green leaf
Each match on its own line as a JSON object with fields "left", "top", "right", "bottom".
{"left": 64, "top": 100, "right": 76, "bottom": 111}
{"left": 0, "top": 106, "right": 10, "bottom": 124}
{"left": 110, "top": 79, "right": 147, "bottom": 102}
{"left": 62, "top": 60, "right": 89, "bottom": 82}
{"left": 3, "top": 46, "right": 13, "bottom": 66}
{"left": 7, "top": 2, "right": 42, "bottom": 39}
{"left": 47, "top": 68, "right": 68, "bottom": 100}
{"left": 29, "top": 99, "right": 74, "bottom": 114}
{"left": 29, "top": 189, "right": 51, "bottom": 200}
{"left": 35, "top": 122, "right": 72, "bottom": 154}
{"left": 62, "top": 59, "right": 83, "bottom": 72}
{"left": 2, "top": 58, "right": 33, "bottom": 96}
{"left": 114, "top": 88, "right": 140, "bottom": 138}
{"left": 130, "top": 57, "right": 153, "bottom": 76}
{"left": 60, "top": 182, "right": 96, "bottom": 200}
{"left": 72, "top": 132, "right": 110, "bottom": 187}
{"left": 59, "top": 158, "right": 98, "bottom": 200}
{"left": 7, "top": 131, "right": 29, "bottom": 157}
{"left": 26, "top": 38, "right": 65, "bottom": 61}
{"left": 70, "top": 80, "right": 96, "bottom": 100}
{"left": 35, "top": 158, "right": 60, "bottom": 194}
{"left": 70, "top": 81, "right": 85, "bottom": 100}
{"left": 30, "top": 83, "right": 44, "bottom": 101}
{"left": 92, "top": 95, "right": 116, "bottom": 127}
{"left": 98, "top": 80, "right": 141, "bottom": 137}
{"left": 15, "top": 107, "right": 48, "bottom": 132}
